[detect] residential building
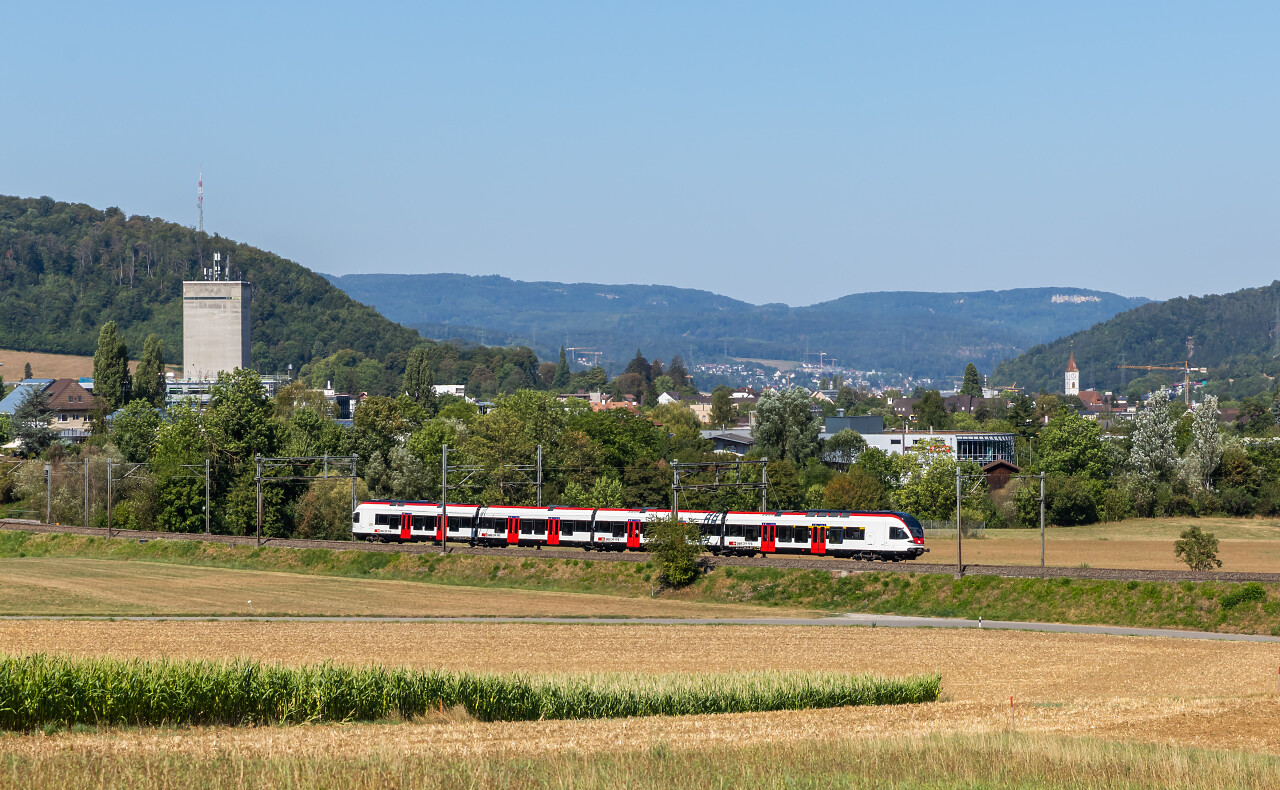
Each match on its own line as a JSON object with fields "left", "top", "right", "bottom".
{"left": 700, "top": 429, "right": 755, "bottom": 455}
{"left": 0, "top": 378, "right": 100, "bottom": 442}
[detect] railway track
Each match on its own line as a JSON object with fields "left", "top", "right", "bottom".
{"left": 6, "top": 519, "right": 1280, "bottom": 584}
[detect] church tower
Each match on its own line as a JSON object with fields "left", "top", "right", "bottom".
{"left": 1065, "top": 352, "right": 1079, "bottom": 396}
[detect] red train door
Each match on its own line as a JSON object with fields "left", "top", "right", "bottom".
{"left": 548, "top": 517, "right": 561, "bottom": 546}
{"left": 435, "top": 514, "right": 445, "bottom": 542}
{"left": 506, "top": 516, "right": 519, "bottom": 545}
{"left": 399, "top": 512, "right": 411, "bottom": 541}
{"left": 811, "top": 525, "right": 826, "bottom": 556}
{"left": 761, "top": 523, "right": 776, "bottom": 553}
{"left": 626, "top": 519, "right": 641, "bottom": 549}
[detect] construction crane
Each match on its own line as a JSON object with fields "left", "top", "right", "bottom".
{"left": 1117, "top": 362, "right": 1208, "bottom": 406}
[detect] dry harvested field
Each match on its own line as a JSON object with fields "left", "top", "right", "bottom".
{"left": 927, "top": 517, "right": 1280, "bottom": 572}
{"left": 3, "top": 621, "right": 1280, "bottom": 757}
{"left": 0, "top": 348, "right": 140, "bottom": 380}
{"left": 0, "top": 557, "right": 804, "bottom": 619}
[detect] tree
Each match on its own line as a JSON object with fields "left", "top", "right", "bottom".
{"left": 1130, "top": 390, "right": 1179, "bottom": 482}
{"left": 1007, "top": 394, "right": 1037, "bottom": 439}
{"left": 959, "top": 363, "right": 983, "bottom": 397}
{"left": 402, "top": 346, "right": 438, "bottom": 413}
{"left": 12, "top": 386, "right": 55, "bottom": 457}
{"left": 1037, "top": 410, "right": 1109, "bottom": 479}
{"left": 825, "top": 428, "right": 867, "bottom": 469}
{"left": 668, "top": 355, "right": 690, "bottom": 389}
{"left": 1174, "top": 525, "right": 1221, "bottom": 571}
{"left": 914, "top": 390, "right": 951, "bottom": 430}
{"left": 823, "top": 468, "right": 889, "bottom": 510}
{"left": 111, "top": 400, "right": 161, "bottom": 463}
{"left": 23, "top": 362, "right": 32, "bottom": 381}
{"left": 132, "top": 334, "right": 166, "bottom": 407}
{"left": 552, "top": 346, "right": 571, "bottom": 389}
{"left": 625, "top": 350, "right": 652, "bottom": 383}
{"left": 645, "top": 513, "right": 704, "bottom": 587}
{"left": 753, "top": 388, "right": 820, "bottom": 465}
{"left": 1184, "top": 396, "right": 1222, "bottom": 491}
{"left": 709, "top": 386, "right": 736, "bottom": 429}
{"left": 562, "top": 475, "right": 623, "bottom": 508}
{"left": 92, "top": 321, "right": 131, "bottom": 410}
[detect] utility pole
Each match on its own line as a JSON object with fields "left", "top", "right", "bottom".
{"left": 44, "top": 463, "right": 51, "bottom": 525}
{"left": 350, "top": 453, "right": 359, "bottom": 541}
{"left": 255, "top": 454, "right": 263, "bottom": 547}
{"left": 441, "top": 445, "right": 449, "bottom": 554}
{"left": 671, "top": 459, "right": 679, "bottom": 519}
{"left": 1039, "top": 472, "right": 1046, "bottom": 568}
{"left": 83, "top": 458, "right": 89, "bottom": 530}
{"left": 761, "top": 459, "right": 768, "bottom": 511}
{"left": 955, "top": 468, "right": 962, "bottom": 578}
{"left": 106, "top": 460, "right": 113, "bottom": 538}
{"left": 204, "top": 458, "right": 211, "bottom": 535}
{"left": 536, "top": 445, "right": 543, "bottom": 507}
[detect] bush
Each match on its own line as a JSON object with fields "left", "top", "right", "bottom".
{"left": 1173, "top": 525, "right": 1221, "bottom": 571}
{"left": 1220, "top": 582, "right": 1266, "bottom": 610}
{"left": 1219, "top": 487, "right": 1257, "bottom": 517}
{"left": 644, "top": 514, "right": 704, "bottom": 588}
{"left": 1046, "top": 476, "right": 1101, "bottom": 527}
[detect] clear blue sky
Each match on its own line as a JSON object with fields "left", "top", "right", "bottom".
{"left": 3, "top": 2, "right": 1277, "bottom": 306}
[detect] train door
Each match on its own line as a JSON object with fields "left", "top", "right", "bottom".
{"left": 399, "top": 512, "right": 412, "bottom": 541}
{"left": 548, "top": 517, "right": 561, "bottom": 546}
{"left": 626, "top": 519, "right": 642, "bottom": 549}
{"left": 506, "top": 516, "right": 520, "bottom": 545}
{"left": 810, "top": 525, "right": 826, "bottom": 556}
{"left": 761, "top": 523, "right": 776, "bottom": 553}
{"left": 435, "top": 514, "right": 445, "bottom": 542}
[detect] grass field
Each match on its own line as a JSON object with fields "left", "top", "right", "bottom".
{"left": 0, "top": 348, "right": 141, "bottom": 380}
{"left": 6, "top": 531, "right": 1280, "bottom": 633}
{"left": 929, "top": 517, "right": 1280, "bottom": 572}
{"left": 0, "top": 557, "right": 804, "bottom": 618}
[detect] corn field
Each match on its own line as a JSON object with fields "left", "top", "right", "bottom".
{"left": 0, "top": 653, "right": 940, "bottom": 729}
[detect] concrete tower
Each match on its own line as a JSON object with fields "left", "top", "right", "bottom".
{"left": 1065, "top": 351, "right": 1079, "bottom": 396}
{"left": 183, "top": 275, "right": 251, "bottom": 379}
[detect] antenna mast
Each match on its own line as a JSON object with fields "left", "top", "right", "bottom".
{"left": 197, "top": 168, "right": 204, "bottom": 234}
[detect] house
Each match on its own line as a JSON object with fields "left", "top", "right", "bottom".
{"left": 0, "top": 378, "right": 101, "bottom": 442}
{"left": 700, "top": 429, "right": 755, "bottom": 455}
{"left": 982, "top": 459, "right": 1021, "bottom": 491}
{"left": 657, "top": 391, "right": 682, "bottom": 406}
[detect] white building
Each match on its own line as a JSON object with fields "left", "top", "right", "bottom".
{"left": 1065, "top": 352, "right": 1079, "bottom": 396}
{"left": 182, "top": 280, "right": 251, "bottom": 380}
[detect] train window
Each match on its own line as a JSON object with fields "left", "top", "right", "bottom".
{"left": 828, "top": 528, "right": 843, "bottom": 545}
{"left": 447, "top": 516, "right": 470, "bottom": 531}
{"left": 778, "top": 526, "right": 793, "bottom": 542}
{"left": 611, "top": 522, "right": 626, "bottom": 538}
{"left": 374, "top": 513, "right": 393, "bottom": 526}
{"left": 352, "top": 511, "right": 360, "bottom": 524}
{"left": 795, "top": 526, "right": 810, "bottom": 543}
{"left": 744, "top": 526, "right": 758, "bottom": 541}
{"left": 533, "top": 521, "right": 546, "bottom": 536}
{"left": 890, "top": 527, "right": 909, "bottom": 540}
{"left": 727, "top": 524, "right": 743, "bottom": 538}
{"left": 479, "top": 517, "right": 502, "bottom": 532}
{"left": 412, "top": 515, "right": 432, "bottom": 529}
{"left": 848, "top": 527, "right": 866, "bottom": 541}
{"left": 520, "top": 521, "right": 534, "bottom": 535}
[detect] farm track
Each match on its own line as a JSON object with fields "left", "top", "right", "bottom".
{"left": 7, "top": 520, "right": 1280, "bottom": 584}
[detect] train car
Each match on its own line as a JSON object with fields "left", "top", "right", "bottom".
{"left": 351, "top": 501, "right": 926, "bottom": 561}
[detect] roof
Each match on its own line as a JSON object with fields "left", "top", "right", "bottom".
{"left": 1066, "top": 352, "right": 1078, "bottom": 373}
{"left": 44, "top": 379, "right": 99, "bottom": 412}
{"left": 0, "top": 379, "right": 53, "bottom": 415}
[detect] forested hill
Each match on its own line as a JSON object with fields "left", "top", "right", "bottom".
{"left": 326, "top": 273, "right": 1149, "bottom": 379}
{"left": 992, "top": 281, "right": 1280, "bottom": 398}
{"left": 0, "top": 195, "right": 423, "bottom": 373}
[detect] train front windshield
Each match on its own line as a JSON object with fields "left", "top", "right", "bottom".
{"left": 896, "top": 513, "right": 925, "bottom": 540}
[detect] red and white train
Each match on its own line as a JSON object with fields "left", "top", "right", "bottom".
{"left": 351, "top": 501, "right": 928, "bottom": 561}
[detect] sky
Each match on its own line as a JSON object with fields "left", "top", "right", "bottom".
{"left": 2, "top": 2, "right": 1277, "bottom": 306}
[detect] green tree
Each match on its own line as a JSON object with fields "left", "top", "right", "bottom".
{"left": 709, "top": 386, "right": 736, "bottom": 429}
{"left": 92, "top": 321, "right": 132, "bottom": 410}
{"left": 1130, "top": 390, "right": 1179, "bottom": 482}
{"left": 824, "top": 428, "right": 867, "bottom": 469}
{"left": 12, "top": 386, "right": 55, "bottom": 457}
{"left": 1037, "top": 410, "right": 1110, "bottom": 479}
{"left": 645, "top": 514, "right": 704, "bottom": 587}
{"left": 823, "top": 468, "right": 889, "bottom": 510}
{"left": 959, "top": 363, "right": 983, "bottom": 397}
{"left": 752, "top": 388, "right": 820, "bottom": 464}
{"left": 132, "top": 334, "right": 166, "bottom": 407}
{"left": 1007, "top": 394, "right": 1037, "bottom": 438}
{"left": 1184, "top": 395, "right": 1222, "bottom": 491}
{"left": 203, "top": 370, "right": 284, "bottom": 535}
{"left": 553, "top": 346, "right": 571, "bottom": 389}
{"left": 402, "top": 345, "right": 439, "bottom": 413}
{"left": 22, "top": 362, "right": 32, "bottom": 381}
{"left": 151, "top": 404, "right": 211, "bottom": 533}
{"left": 1174, "top": 525, "right": 1221, "bottom": 571}
{"left": 913, "top": 390, "right": 951, "bottom": 430}
{"left": 853, "top": 447, "right": 895, "bottom": 490}
{"left": 111, "top": 400, "right": 161, "bottom": 463}
{"left": 667, "top": 355, "right": 690, "bottom": 390}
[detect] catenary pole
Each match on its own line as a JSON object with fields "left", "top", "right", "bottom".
{"left": 83, "top": 458, "right": 89, "bottom": 530}
{"left": 255, "top": 454, "right": 263, "bottom": 547}
{"left": 536, "top": 445, "right": 542, "bottom": 507}
{"left": 441, "top": 445, "right": 448, "bottom": 553}
{"left": 205, "top": 458, "right": 211, "bottom": 535}
{"left": 44, "top": 462, "right": 51, "bottom": 525}
{"left": 955, "top": 468, "right": 962, "bottom": 578}
{"left": 106, "top": 460, "right": 113, "bottom": 538}
{"left": 350, "top": 453, "right": 359, "bottom": 541}
{"left": 761, "top": 458, "right": 768, "bottom": 511}
{"left": 1040, "top": 472, "right": 1046, "bottom": 568}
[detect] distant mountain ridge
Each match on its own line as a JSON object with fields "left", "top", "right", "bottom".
{"left": 325, "top": 273, "right": 1150, "bottom": 379}
{"left": 993, "top": 281, "right": 1280, "bottom": 397}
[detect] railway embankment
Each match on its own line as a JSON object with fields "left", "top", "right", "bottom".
{"left": 3, "top": 528, "right": 1280, "bottom": 635}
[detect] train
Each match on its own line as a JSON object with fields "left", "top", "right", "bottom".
{"left": 351, "top": 501, "right": 928, "bottom": 561}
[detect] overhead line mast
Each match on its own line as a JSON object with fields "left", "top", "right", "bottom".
{"left": 197, "top": 168, "right": 204, "bottom": 234}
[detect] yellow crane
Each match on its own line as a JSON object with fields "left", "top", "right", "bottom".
{"left": 1117, "top": 362, "right": 1208, "bottom": 406}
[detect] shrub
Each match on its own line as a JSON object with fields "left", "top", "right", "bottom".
{"left": 1219, "top": 487, "right": 1257, "bottom": 517}
{"left": 1220, "top": 582, "right": 1266, "bottom": 610}
{"left": 644, "top": 514, "right": 704, "bottom": 588}
{"left": 1046, "top": 476, "right": 1101, "bottom": 527}
{"left": 1174, "top": 525, "right": 1221, "bottom": 571}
